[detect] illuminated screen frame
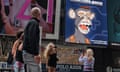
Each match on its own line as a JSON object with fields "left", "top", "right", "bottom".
{"left": 45, "top": 0, "right": 61, "bottom": 39}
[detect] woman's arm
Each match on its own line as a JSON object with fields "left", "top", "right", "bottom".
{"left": 11, "top": 40, "right": 19, "bottom": 58}
{"left": 78, "top": 53, "right": 85, "bottom": 65}
{"left": 18, "top": 43, "right": 23, "bottom": 51}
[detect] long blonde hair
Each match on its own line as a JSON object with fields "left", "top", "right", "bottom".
{"left": 86, "top": 48, "right": 94, "bottom": 62}
{"left": 86, "top": 48, "right": 94, "bottom": 56}
{"left": 44, "top": 42, "right": 55, "bottom": 59}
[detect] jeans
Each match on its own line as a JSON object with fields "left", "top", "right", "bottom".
{"left": 22, "top": 50, "right": 42, "bottom": 72}
{"left": 14, "top": 61, "right": 25, "bottom": 72}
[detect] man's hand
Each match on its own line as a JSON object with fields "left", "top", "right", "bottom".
{"left": 34, "top": 55, "right": 41, "bottom": 64}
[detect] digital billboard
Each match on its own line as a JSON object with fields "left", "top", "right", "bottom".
{"left": 0, "top": 0, "right": 61, "bottom": 39}
{"left": 65, "top": 0, "right": 108, "bottom": 45}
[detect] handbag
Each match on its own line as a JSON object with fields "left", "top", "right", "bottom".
{"left": 7, "top": 51, "right": 13, "bottom": 64}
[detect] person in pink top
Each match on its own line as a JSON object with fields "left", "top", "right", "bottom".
{"left": 79, "top": 49, "right": 95, "bottom": 72}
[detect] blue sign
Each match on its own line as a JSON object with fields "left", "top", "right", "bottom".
{"left": 65, "top": 0, "right": 108, "bottom": 45}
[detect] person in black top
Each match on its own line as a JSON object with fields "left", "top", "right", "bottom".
{"left": 11, "top": 30, "right": 24, "bottom": 72}
{"left": 22, "top": 7, "right": 41, "bottom": 72}
{"left": 44, "top": 42, "right": 59, "bottom": 72}
{"left": 15, "top": 33, "right": 24, "bottom": 72}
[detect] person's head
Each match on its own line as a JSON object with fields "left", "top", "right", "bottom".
{"left": 86, "top": 48, "right": 94, "bottom": 57}
{"left": 44, "top": 42, "right": 55, "bottom": 58}
{"left": 31, "top": 7, "right": 41, "bottom": 19}
{"left": 48, "top": 42, "right": 55, "bottom": 49}
{"left": 16, "top": 30, "right": 23, "bottom": 39}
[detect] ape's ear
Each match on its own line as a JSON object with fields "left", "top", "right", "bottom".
{"left": 68, "top": 8, "right": 76, "bottom": 19}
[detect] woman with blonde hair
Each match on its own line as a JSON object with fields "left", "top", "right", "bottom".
{"left": 44, "top": 42, "right": 58, "bottom": 72}
{"left": 79, "top": 48, "right": 95, "bottom": 72}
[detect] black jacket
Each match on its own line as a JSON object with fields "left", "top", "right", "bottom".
{"left": 23, "top": 18, "right": 40, "bottom": 55}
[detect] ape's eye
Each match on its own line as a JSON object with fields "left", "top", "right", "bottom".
{"left": 87, "top": 16, "right": 92, "bottom": 20}
{"left": 89, "top": 25, "right": 91, "bottom": 27}
{"left": 80, "top": 17, "right": 84, "bottom": 20}
{"left": 86, "top": 25, "right": 91, "bottom": 27}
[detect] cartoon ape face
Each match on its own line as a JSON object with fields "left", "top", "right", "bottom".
{"left": 69, "top": 7, "right": 95, "bottom": 34}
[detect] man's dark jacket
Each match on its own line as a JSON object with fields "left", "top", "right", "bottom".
{"left": 23, "top": 18, "right": 40, "bottom": 55}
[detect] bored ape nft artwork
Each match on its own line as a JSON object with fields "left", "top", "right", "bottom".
{"left": 65, "top": 0, "right": 108, "bottom": 45}
{"left": 66, "top": 6, "right": 95, "bottom": 44}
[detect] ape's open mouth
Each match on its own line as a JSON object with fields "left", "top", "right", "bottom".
{"left": 80, "top": 24, "right": 87, "bottom": 30}
{"left": 78, "top": 22, "right": 91, "bottom": 34}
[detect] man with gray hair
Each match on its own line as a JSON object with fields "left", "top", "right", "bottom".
{"left": 23, "top": 7, "right": 41, "bottom": 72}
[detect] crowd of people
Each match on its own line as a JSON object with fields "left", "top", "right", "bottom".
{"left": 9, "top": 5, "right": 59, "bottom": 72}
{"left": 0, "top": 0, "right": 95, "bottom": 72}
